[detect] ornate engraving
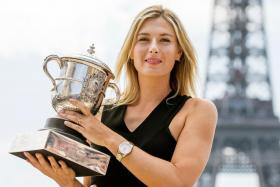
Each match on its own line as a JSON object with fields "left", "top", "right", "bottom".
{"left": 80, "top": 70, "right": 107, "bottom": 106}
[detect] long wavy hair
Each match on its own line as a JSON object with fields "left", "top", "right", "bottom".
{"left": 115, "top": 5, "right": 197, "bottom": 105}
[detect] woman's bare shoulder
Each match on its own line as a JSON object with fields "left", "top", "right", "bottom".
{"left": 181, "top": 97, "right": 217, "bottom": 116}
{"left": 178, "top": 97, "right": 218, "bottom": 133}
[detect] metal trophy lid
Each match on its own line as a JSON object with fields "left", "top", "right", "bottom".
{"left": 62, "top": 44, "right": 115, "bottom": 79}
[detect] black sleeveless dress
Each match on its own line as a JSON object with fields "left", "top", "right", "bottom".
{"left": 91, "top": 91, "right": 191, "bottom": 187}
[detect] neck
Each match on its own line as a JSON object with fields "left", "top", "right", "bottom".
{"left": 135, "top": 75, "right": 172, "bottom": 106}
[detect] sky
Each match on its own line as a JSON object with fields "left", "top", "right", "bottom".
{"left": 0, "top": 0, "right": 279, "bottom": 186}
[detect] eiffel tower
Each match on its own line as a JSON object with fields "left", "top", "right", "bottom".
{"left": 197, "top": 0, "right": 280, "bottom": 186}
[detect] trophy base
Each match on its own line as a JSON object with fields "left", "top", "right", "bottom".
{"left": 42, "top": 117, "right": 87, "bottom": 145}
{"left": 9, "top": 129, "right": 110, "bottom": 176}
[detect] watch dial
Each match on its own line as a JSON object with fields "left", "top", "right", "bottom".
{"left": 120, "top": 142, "right": 132, "bottom": 154}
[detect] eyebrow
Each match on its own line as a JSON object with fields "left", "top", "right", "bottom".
{"left": 137, "top": 33, "right": 174, "bottom": 37}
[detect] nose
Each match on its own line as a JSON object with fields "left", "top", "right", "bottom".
{"left": 149, "top": 39, "right": 159, "bottom": 54}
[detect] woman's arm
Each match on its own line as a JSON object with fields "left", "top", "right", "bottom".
{"left": 104, "top": 99, "right": 217, "bottom": 187}
{"left": 61, "top": 98, "right": 217, "bottom": 187}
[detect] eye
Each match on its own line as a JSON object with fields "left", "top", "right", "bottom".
{"left": 137, "top": 37, "right": 149, "bottom": 42}
{"left": 160, "top": 38, "right": 171, "bottom": 43}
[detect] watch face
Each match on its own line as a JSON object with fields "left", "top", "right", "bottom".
{"left": 119, "top": 142, "right": 133, "bottom": 154}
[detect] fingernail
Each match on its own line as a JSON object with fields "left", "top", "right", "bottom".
{"left": 59, "top": 112, "right": 65, "bottom": 117}
{"left": 35, "top": 153, "right": 41, "bottom": 158}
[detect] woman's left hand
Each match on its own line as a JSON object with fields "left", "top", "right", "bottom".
{"left": 58, "top": 99, "right": 113, "bottom": 146}
{"left": 24, "top": 152, "right": 77, "bottom": 187}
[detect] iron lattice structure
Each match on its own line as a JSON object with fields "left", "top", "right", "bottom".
{"left": 198, "top": 0, "right": 280, "bottom": 186}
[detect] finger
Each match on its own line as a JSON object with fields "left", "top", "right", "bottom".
{"left": 35, "top": 153, "right": 52, "bottom": 171}
{"left": 58, "top": 160, "right": 68, "bottom": 170}
{"left": 24, "top": 152, "right": 35, "bottom": 161}
{"left": 48, "top": 156, "right": 60, "bottom": 170}
{"left": 61, "top": 110, "right": 84, "bottom": 117}
{"left": 59, "top": 111, "right": 84, "bottom": 125}
{"left": 24, "top": 152, "right": 41, "bottom": 169}
{"left": 58, "top": 160, "right": 70, "bottom": 174}
{"left": 61, "top": 113, "right": 85, "bottom": 127}
{"left": 64, "top": 121, "right": 85, "bottom": 134}
{"left": 69, "top": 99, "right": 91, "bottom": 116}
{"left": 59, "top": 160, "right": 76, "bottom": 176}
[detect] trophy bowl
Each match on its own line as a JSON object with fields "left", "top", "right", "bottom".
{"left": 44, "top": 44, "right": 120, "bottom": 114}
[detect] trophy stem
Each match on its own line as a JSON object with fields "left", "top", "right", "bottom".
{"left": 42, "top": 117, "right": 87, "bottom": 145}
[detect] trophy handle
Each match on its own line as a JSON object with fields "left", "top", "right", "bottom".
{"left": 103, "top": 82, "right": 120, "bottom": 105}
{"left": 43, "top": 55, "right": 63, "bottom": 91}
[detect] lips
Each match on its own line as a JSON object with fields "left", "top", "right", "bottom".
{"left": 145, "top": 58, "right": 162, "bottom": 64}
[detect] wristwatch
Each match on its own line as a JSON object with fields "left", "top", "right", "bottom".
{"left": 116, "top": 141, "right": 134, "bottom": 162}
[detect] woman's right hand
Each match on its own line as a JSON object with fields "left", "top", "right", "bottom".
{"left": 24, "top": 152, "right": 80, "bottom": 187}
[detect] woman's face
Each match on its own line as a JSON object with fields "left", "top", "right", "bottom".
{"left": 131, "top": 17, "right": 181, "bottom": 77}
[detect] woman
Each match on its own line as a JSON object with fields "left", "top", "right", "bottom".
{"left": 24, "top": 5, "right": 217, "bottom": 187}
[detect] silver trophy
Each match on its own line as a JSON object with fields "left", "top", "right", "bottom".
{"left": 9, "top": 44, "right": 120, "bottom": 176}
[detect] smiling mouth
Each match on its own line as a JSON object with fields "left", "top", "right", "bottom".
{"left": 145, "top": 58, "right": 162, "bottom": 64}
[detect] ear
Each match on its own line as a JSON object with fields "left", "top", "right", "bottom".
{"left": 130, "top": 52, "right": 134, "bottom": 60}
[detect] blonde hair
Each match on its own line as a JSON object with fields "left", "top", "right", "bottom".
{"left": 115, "top": 5, "right": 197, "bottom": 105}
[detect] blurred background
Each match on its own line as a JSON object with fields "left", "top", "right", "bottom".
{"left": 0, "top": 0, "right": 279, "bottom": 186}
